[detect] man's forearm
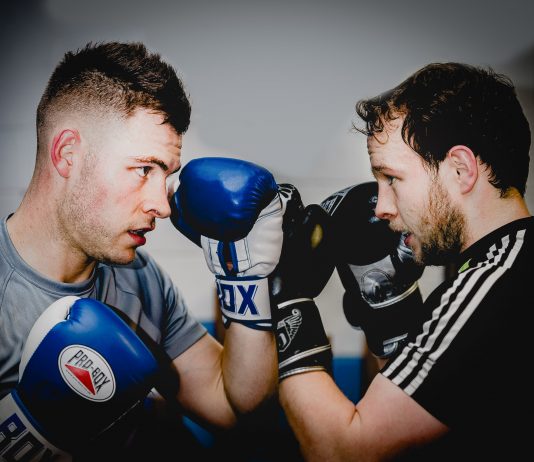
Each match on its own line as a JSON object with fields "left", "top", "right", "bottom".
{"left": 222, "top": 323, "right": 277, "bottom": 414}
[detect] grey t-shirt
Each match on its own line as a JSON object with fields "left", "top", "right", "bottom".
{"left": 0, "top": 214, "right": 207, "bottom": 395}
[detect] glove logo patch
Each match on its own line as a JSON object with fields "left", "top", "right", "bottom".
{"left": 217, "top": 281, "right": 259, "bottom": 316}
{"left": 277, "top": 309, "right": 302, "bottom": 352}
{"left": 349, "top": 257, "right": 399, "bottom": 307}
{"left": 58, "top": 345, "right": 116, "bottom": 402}
{"left": 320, "top": 186, "right": 353, "bottom": 215}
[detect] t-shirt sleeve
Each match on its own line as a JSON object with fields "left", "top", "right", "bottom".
{"left": 161, "top": 280, "right": 208, "bottom": 360}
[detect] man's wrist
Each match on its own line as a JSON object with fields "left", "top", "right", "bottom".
{"left": 217, "top": 276, "right": 272, "bottom": 330}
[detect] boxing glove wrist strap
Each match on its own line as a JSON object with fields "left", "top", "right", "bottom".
{"left": 216, "top": 276, "right": 272, "bottom": 330}
{"left": 0, "top": 392, "right": 71, "bottom": 461}
{"left": 278, "top": 344, "right": 332, "bottom": 369}
{"left": 273, "top": 299, "right": 332, "bottom": 381}
{"left": 277, "top": 297, "right": 313, "bottom": 309}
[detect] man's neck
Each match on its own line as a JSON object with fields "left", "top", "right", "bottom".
{"left": 463, "top": 190, "right": 531, "bottom": 251}
{"left": 7, "top": 197, "right": 96, "bottom": 284}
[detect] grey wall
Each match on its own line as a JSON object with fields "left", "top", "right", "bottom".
{"left": 1, "top": 0, "right": 533, "bottom": 356}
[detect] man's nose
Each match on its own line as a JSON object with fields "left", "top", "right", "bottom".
{"left": 144, "top": 181, "right": 172, "bottom": 219}
{"left": 374, "top": 186, "right": 396, "bottom": 221}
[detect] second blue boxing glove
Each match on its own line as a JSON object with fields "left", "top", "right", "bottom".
{"left": 0, "top": 296, "right": 158, "bottom": 461}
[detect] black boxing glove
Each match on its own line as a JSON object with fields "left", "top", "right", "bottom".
{"left": 270, "top": 184, "right": 335, "bottom": 380}
{"left": 321, "top": 182, "right": 427, "bottom": 358}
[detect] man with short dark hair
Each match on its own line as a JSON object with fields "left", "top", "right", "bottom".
{"left": 0, "top": 41, "right": 278, "bottom": 460}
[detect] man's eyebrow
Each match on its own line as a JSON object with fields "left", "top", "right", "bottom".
{"left": 134, "top": 156, "right": 170, "bottom": 172}
{"left": 371, "top": 164, "right": 386, "bottom": 174}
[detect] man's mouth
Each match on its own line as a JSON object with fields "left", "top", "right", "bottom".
{"left": 128, "top": 227, "right": 153, "bottom": 245}
{"left": 403, "top": 232, "right": 414, "bottom": 247}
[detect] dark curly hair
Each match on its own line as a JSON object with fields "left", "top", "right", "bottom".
{"left": 355, "top": 62, "right": 531, "bottom": 197}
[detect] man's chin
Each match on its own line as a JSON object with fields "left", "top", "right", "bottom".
{"left": 413, "top": 251, "right": 427, "bottom": 266}
{"left": 412, "top": 241, "right": 441, "bottom": 266}
{"left": 100, "top": 250, "right": 137, "bottom": 266}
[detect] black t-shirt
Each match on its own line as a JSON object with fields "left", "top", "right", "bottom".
{"left": 382, "top": 217, "right": 533, "bottom": 460}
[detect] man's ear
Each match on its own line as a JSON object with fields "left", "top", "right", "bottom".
{"left": 50, "top": 129, "right": 81, "bottom": 178}
{"left": 447, "top": 145, "right": 478, "bottom": 194}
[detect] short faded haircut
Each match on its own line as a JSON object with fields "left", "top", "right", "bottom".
{"left": 36, "top": 41, "right": 191, "bottom": 160}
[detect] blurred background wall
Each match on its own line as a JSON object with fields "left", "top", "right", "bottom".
{"left": 1, "top": 0, "right": 533, "bottom": 407}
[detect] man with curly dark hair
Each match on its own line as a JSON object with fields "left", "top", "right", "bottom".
{"left": 276, "top": 62, "right": 532, "bottom": 461}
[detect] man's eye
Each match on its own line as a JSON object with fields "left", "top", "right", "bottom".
{"left": 136, "top": 166, "right": 151, "bottom": 178}
{"left": 386, "top": 175, "right": 396, "bottom": 186}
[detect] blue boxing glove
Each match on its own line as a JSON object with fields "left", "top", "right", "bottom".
{"left": 170, "top": 157, "right": 290, "bottom": 330}
{"left": 0, "top": 296, "right": 158, "bottom": 461}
